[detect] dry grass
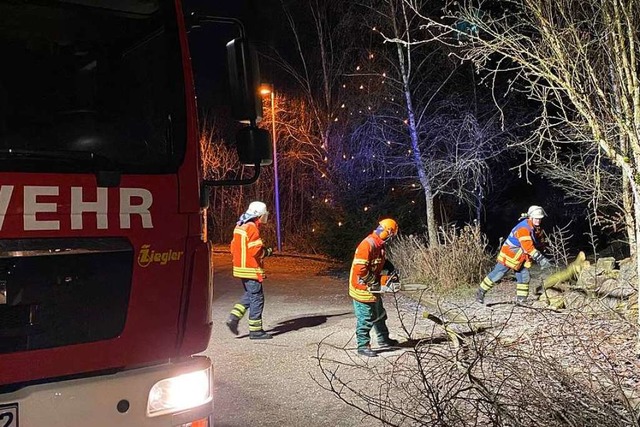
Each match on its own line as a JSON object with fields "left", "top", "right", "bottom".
{"left": 388, "top": 222, "right": 494, "bottom": 293}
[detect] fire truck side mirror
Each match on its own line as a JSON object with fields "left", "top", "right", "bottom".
{"left": 200, "top": 127, "right": 272, "bottom": 203}
{"left": 226, "top": 38, "right": 263, "bottom": 123}
{"left": 236, "top": 127, "right": 272, "bottom": 166}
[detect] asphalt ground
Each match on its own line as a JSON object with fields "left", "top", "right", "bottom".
{"left": 202, "top": 251, "right": 399, "bottom": 427}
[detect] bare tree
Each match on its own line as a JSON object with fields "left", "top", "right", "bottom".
{"left": 534, "top": 146, "right": 626, "bottom": 235}
{"left": 253, "top": 0, "right": 369, "bottom": 248}
{"left": 262, "top": 92, "right": 333, "bottom": 247}
{"left": 273, "top": 0, "right": 359, "bottom": 172}
{"left": 339, "top": 0, "right": 512, "bottom": 245}
{"left": 405, "top": 0, "right": 640, "bottom": 343}
{"left": 199, "top": 117, "right": 244, "bottom": 242}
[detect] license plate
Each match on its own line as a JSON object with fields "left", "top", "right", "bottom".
{"left": 0, "top": 403, "right": 18, "bottom": 427}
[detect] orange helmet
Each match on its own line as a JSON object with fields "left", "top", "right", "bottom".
{"left": 375, "top": 218, "right": 399, "bottom": 241}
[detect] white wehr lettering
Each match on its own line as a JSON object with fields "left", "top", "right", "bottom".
{"left": 120, "top": 188, "right": 153, "bottom": 229}
{"left": 71, "top": 187, "right": 108, "bottom": 230}
{"left": 0, "top": 185, "right": 13, "bottom": 230}
{"left": 0, "top": 185, "right": 154, "bottom": 231}
{"left": 25, "top": 186, "right": 59, "bottom": 231}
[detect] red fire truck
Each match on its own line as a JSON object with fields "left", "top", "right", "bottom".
{"left": 0, "top": 1, "right": 270, "bottom": 426}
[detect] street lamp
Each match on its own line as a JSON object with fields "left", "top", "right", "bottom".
{"left": 259, "top": 84, "right": 282, "bottom": 252}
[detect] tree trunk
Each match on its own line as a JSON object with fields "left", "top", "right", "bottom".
{"left": 623, "top": 173, "right": 635, "bottom": 256}
{"left": 625, "top": 170, "right": 640, "bottom": 352}
{"left": 393, "top": 30, "right": 437, "bottom": 246}
{"left": 424, "top": 186, "right": 438, "bottom": 246}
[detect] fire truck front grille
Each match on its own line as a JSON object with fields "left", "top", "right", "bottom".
{"left": 0, "top": 238, "right": 133, "bottom": 353}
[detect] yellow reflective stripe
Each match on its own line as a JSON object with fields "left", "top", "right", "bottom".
{"left": 530, "top": 249, "right": 540, "bottom": 257}
{"left": 231, "top": 304, "right": 246, "bottom": 318}
{"left": 248, "top": 318, "right": 263, "bottom": 331}
{"left": 234, "top": 228, "right": 248, "bottom": 271}
{"left": 502, "top": 247, "right": 523, "bottom": 261}
{"left": 242, "top": 234, "right": 247, "bottom": 269}
{"left": 233, "top": 267, "right": 265, "bottom": 274}
{"left": 234, "top": 228, "right": 248, "bottom": 270}
{"left": 352, "top": 258, "right": 369, "bottom": 265}
{"left": 499, "top": 258, "right": 519, "bottom": 268}
{"left": 233, "top": 272, "right": 264, "bottom": 279}
{"left": 519, "top": 236, "right": 532, "bottom": 242}
{"left": 248, "top": 239, "right": 263, "bottom": 248}
{"left": 349, "top": 285, "right": 376, "bottom": 302}
{"left": 497, "top": 252, "right": 521, "bottom": 269}
{"left": 516, "top": 283, "right": 529, "bottom": 297}
{"left": 480, "top": 277, "right": 494, "bottom": 291}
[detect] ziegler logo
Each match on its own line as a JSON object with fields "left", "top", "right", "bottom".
{"left": 138, "top": 245, "right": 184, "bottom": 267}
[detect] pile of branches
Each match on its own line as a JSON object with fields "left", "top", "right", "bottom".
{"left": 314, "top": 300, "right": 640, "bottom": 426}
{"left": 538, "top": 252, "right": 637, "bottom": 318}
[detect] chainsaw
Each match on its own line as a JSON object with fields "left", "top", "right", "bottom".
{"left": 368, "top": 270, "right": 401, "bottom": 293}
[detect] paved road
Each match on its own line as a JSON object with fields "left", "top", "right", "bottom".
{"left": 202, "top": 251, "right": 388, "bottom": 427}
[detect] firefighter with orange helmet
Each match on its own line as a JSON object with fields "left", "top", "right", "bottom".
{"left": 226, "top": 201, "right": 274, "bottom": 340}
{"left": 349, "top": 218, "right": 402, "bottom": 357}
{"left": 476, "top": 205, "right": 552, "bottom": 305}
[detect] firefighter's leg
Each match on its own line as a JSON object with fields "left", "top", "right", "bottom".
{"left": 372, "top": 298, "right": 399, "bottom": 347}
{"left": 476, "top": 263, "right": 509, "bottom": 303}
{"left": 353, "top": 300, "right": 375, "bottom": 349}
{"left": 226, "top": 280, "right": 250, "bottom": 335}
{"left": 245, "top": 279, "right": 272, "bottom": 339}
{"left": 514, "top": 267, "right": 531, "bottom": 304}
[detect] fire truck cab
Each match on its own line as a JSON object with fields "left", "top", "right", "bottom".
{"left": 0, "top": 1, "right": 270, "bottom": 426}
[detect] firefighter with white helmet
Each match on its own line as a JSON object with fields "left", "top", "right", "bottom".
{"left": 349, "top": 218, "right": 402, "bottom": 357}
{"left": 226, "top": 201, "right": 274, "bottom": 339}
{"left": 476, "top": 205, "right": 552, "bottom": 305}
{"left": 527, "top": 205, "right": 545, "bottom": 220}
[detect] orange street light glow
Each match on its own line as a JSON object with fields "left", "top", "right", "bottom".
{"left": 259, "top": 84, "right": 273, "bottom": 95}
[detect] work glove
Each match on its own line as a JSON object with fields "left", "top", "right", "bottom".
{"left": 368, "top": 281, "right": 381, "bottom": 292}
{"left": 263, "top": 247, "right": 273, "bottom": 257}
{"left": 360, "top": 271, "right": 380, "bottom": 292}
{"left": 361, "top": 270, "right": 376, "bottom": 285}
{"left": 538, "top": 256, "right": 553, "bottom": 270}
{"left": 532, "top": 251, "right": 552, "bottom": 270}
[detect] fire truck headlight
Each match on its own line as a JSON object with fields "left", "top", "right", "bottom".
{"left": 147, "top": 367, "right": 212, "bottom": 417}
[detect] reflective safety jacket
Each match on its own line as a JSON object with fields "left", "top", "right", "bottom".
{"left": 230, "top": 220, "right": 267, "bottom": 281}
{"left": 349, "top": 233, "right": 386, "bottom": 303}
{"left": 497, "top": 218, "right": 544, "bottom": 270}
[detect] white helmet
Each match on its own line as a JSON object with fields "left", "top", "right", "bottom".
{"left": 246, "top": 201, "right": 268, "bottom": 220}
{"left": 527, "top": 205, "right": 546, "bottom": 219}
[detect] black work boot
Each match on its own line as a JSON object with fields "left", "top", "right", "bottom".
{"left": 249, "top": 330, "right": 273, "bottom": 340}
{"left": 515, "top": 296, "right": 531, "bottom": 306}
{"left": 533, "top": 280, "right": 545, "bottom": 295}
{"left": 475, "top": 288, "right": 486, "bottom": 304}
{"left": 225, "top": 316, "right": 240, "bottom": 335}
{"left": 378, "top": 338, "right": 400, "bottom": 348}
{"left": 357, "top": 347, "right": 378, "bottom": 357}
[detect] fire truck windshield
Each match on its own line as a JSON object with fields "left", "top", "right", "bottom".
{"left": 0, "top": 0, "right": 186, "bottom": 174}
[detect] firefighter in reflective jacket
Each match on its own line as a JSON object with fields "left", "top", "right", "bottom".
{"left": 476, "top": 205, "right": 553, "bottom": 305}
{"left": 225, "top": 201, "right": 274, "bottom": 340}
{"left": 349, "top": 218, "right": 401, "bottom": 357}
